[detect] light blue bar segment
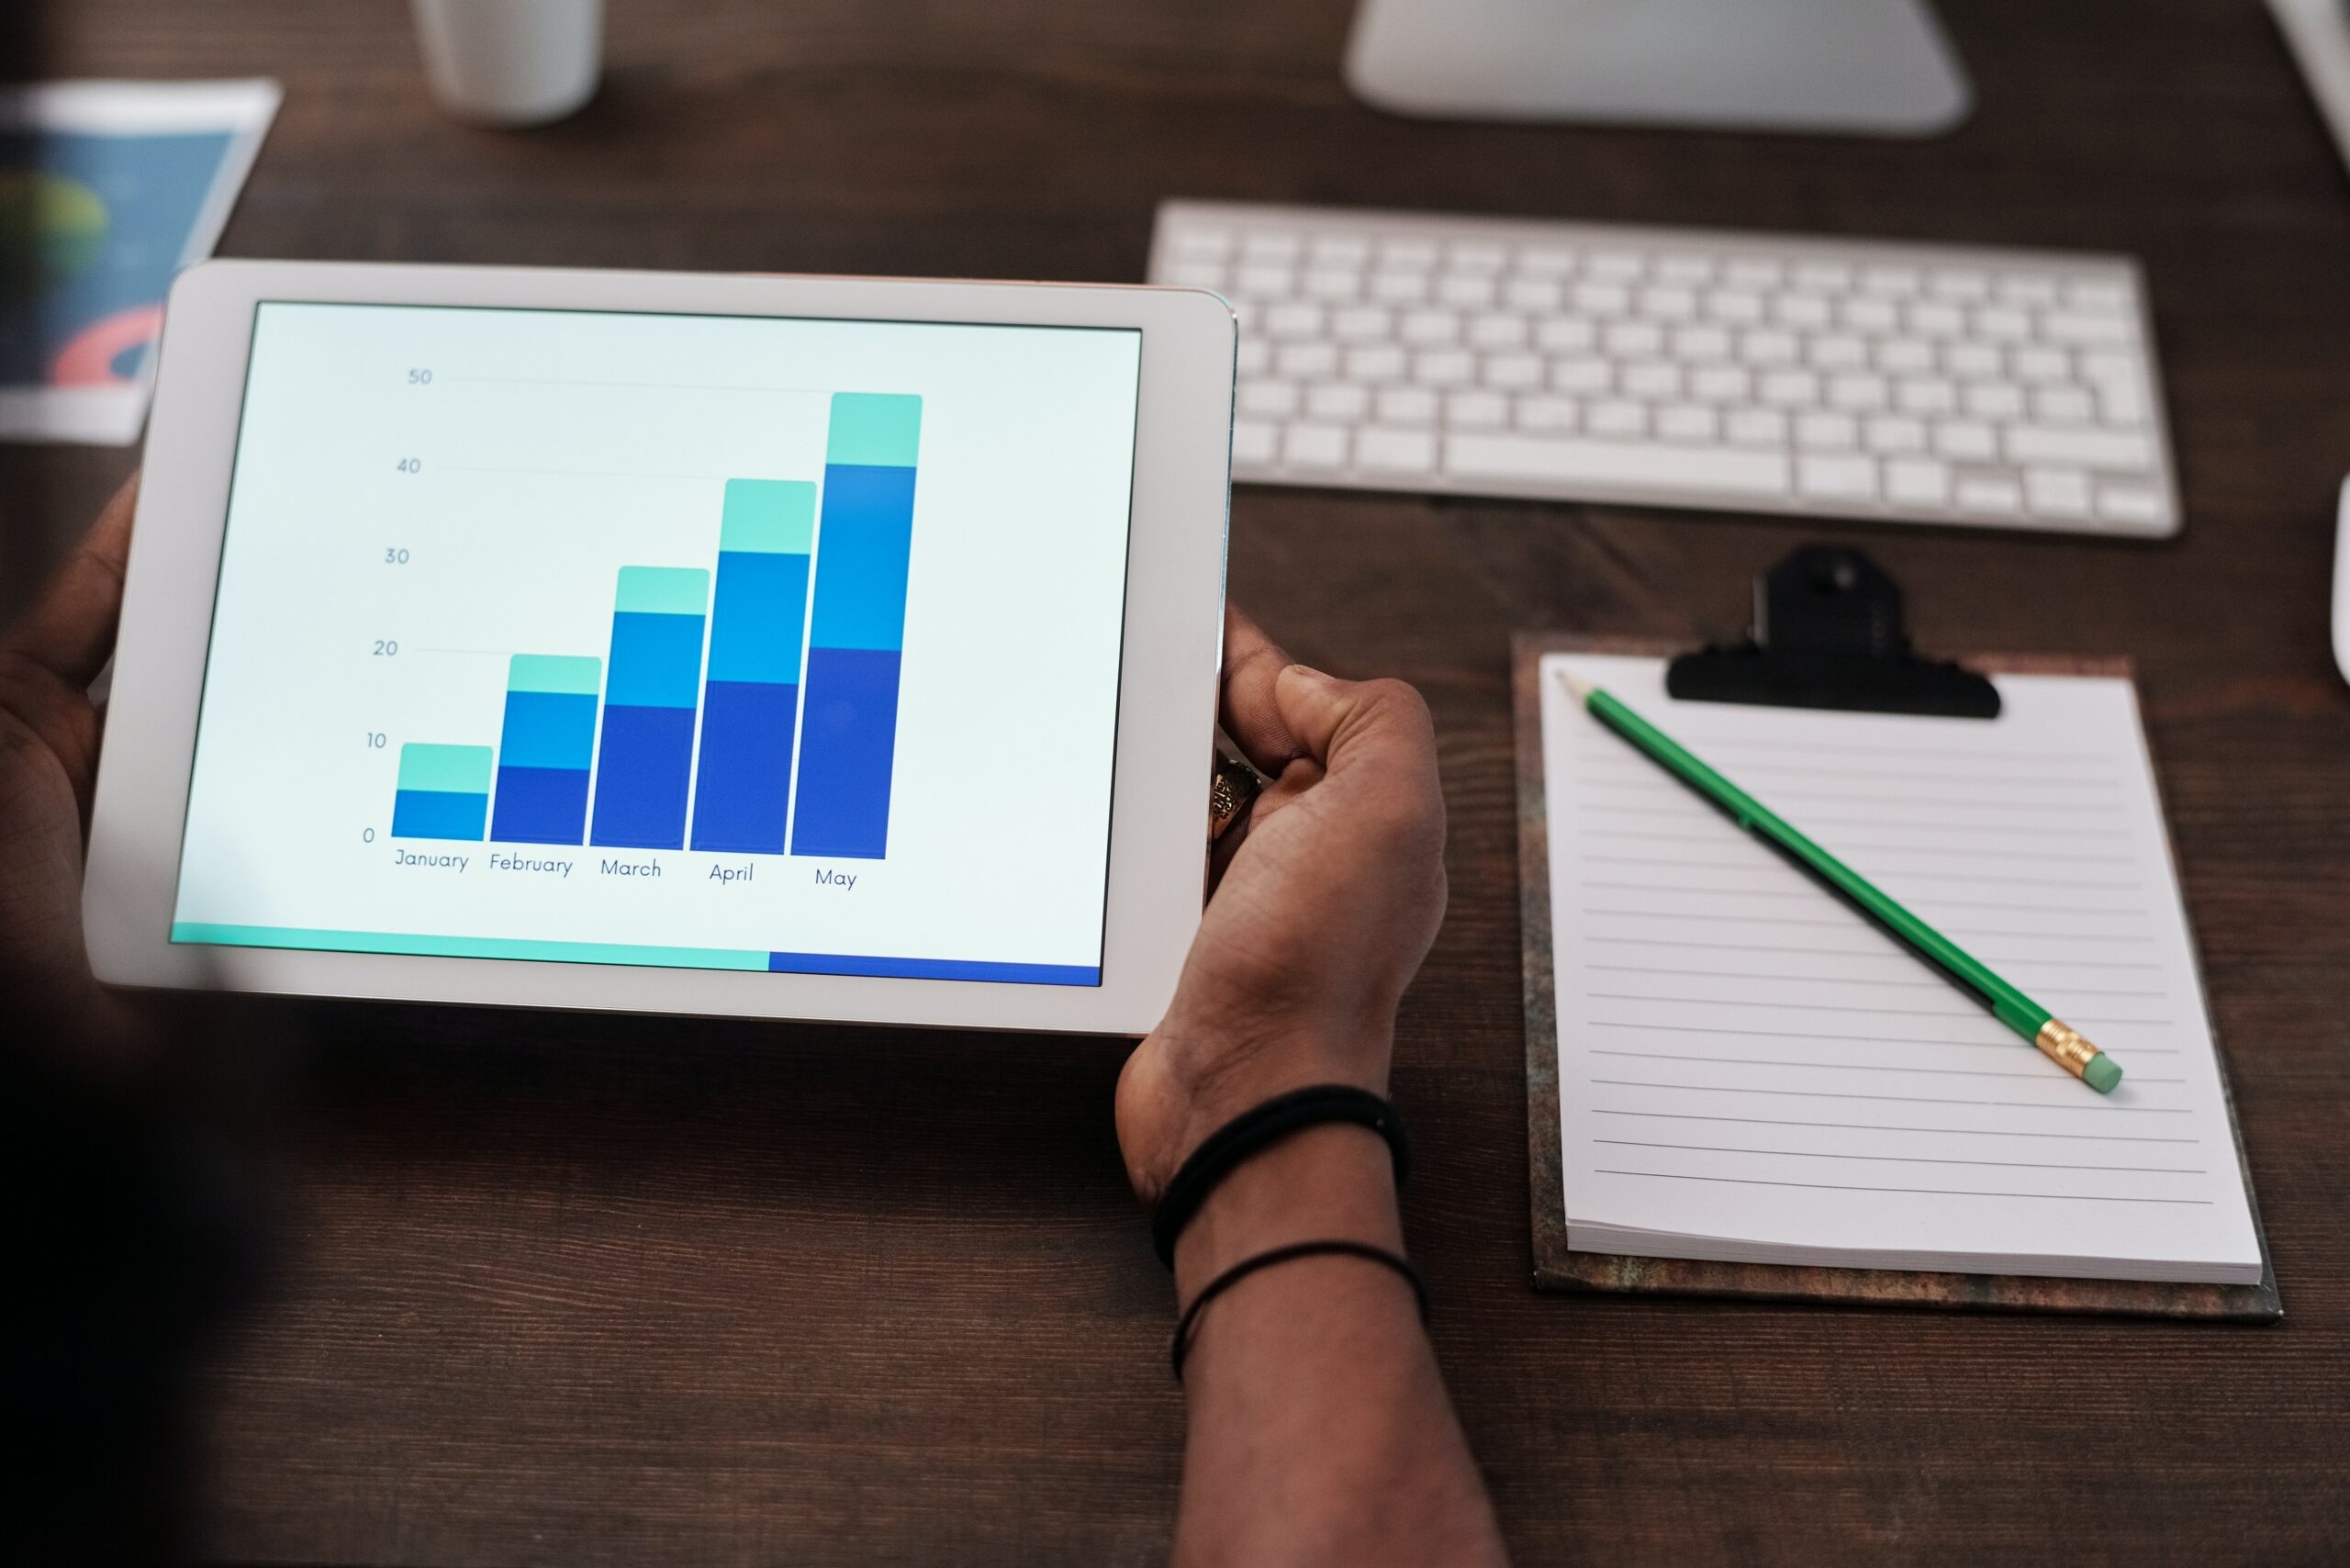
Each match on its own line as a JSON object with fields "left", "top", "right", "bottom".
{"left": 397, "top": 744, "right": 494, "bottom": 794}
{"left": 169, "top": 923, "right": 769, "bottom": 970}
{"left": 720, "top": 479, "right": 817, "bottom": 554}
{"left": 613, "top": 566, "right": 711, "bottom": 617}
{"left": 824, "top": 393, "right": 922, "bottom": 468}
{"left": 508, "top": 654, "right": 602, "bottom": 697}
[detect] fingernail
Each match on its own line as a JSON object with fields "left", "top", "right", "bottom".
{"left": 1285, "top": 663, "right": 1337, "bottom": 686}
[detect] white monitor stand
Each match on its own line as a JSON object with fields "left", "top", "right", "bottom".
{"left": 1345, "top": 0, "right": 1972, "bottom": 137}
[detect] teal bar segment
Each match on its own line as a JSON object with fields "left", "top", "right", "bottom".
{"left": 507, "top": 654, "right": 602, "bottom": 697}
{"left": 824, "top": 392, "right": 923, "bottom": 468}
{"left": 719, "top": 478, "right": 817, "bottom": 554}
{"left": 613, "top": 565, "right": 712, "bottom": 617}
{"left": 397, "top": 743, "right": 493, "bottom": 795}
{"left": 169, "top": 923, "right": 769, "bottom": 970}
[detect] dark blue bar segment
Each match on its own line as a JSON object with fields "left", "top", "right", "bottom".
{"left": 391, "top": 790, "right": 487, "bottom": 841}
{"left": 767, "top": 950, "right": 1101, "bottom": 987}
{"left": 590, "top": 704, "right": 698, "bottom": 848}
{"left": 788, "top": 646, "right": 901, "bottom": 859}
{"left": 690, "top": 679, "right": 800, "bottom": 853}
{"left": 489, "top": 766, "right": 591, "bottom": 845}
{"left": 492, "top": 689, "right": 598, "bottom": 845}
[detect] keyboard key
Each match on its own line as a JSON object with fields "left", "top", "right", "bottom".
{"left": 1798, "top": 454, "right": 1877, "bottom": 499}
{"left": 1775, "top": 294, "right": 1832, "bottom": 329}
{"left": 1517, "top": 247, "right": 1577, "bottom": 276}
{"left": 1655, "top": 253, "right": 1715, "bottom": 286}
{"left": 1536, "top": 318, "right": 1597, "bottom": 353}
{"left": 1303, "top": 268, "right": 1360, "bottom": 303}
{"left": 1658, "top": 404, "right": 1719, "bottom": 442}
{"left": 1483, "top": 353, "right": 1545, "bottom": 390}
{"left": 1307, "top": 235, "right": 1371, "bottom": 267}
{"left": 2042, "top": 309, "right": 2134, "bottom": 346}
{"left": 1401, "top": 309, "right": 1460, "bottom": 345}
{"left": 1232, "top": 419, "right": 1278, "bottom": 465}
{"left": 1516, "top": 395, "right": 1580, "bottom": 431}
{"left": 1413, "top": 349, "right": 1475, "bottom": 386}
{"left": 1963, "top": 382, "right": 2025, "bottom": 420}
{"left": 1908, "top": 301, "right": 1966, "bottom": 338}
{"left": 1165, "top": 261, "right": 1225, "bottom": 289}
{"left": 1639, "top": 286, "right": 1698, "bottom": 320}
{"left": 1896, "top": 377, "right": 1956, "bottom": 415}
{"left": 1975, "top": 306, "right": 2031, "bottom": 342}
{"left": 1828, "top": 374, "right": 1890, "bottom": 411}
{"left": 1624, "top": 361, "right": 1683, "bottom": 398}
{"left": 1759, "top": 370, "right": 1820, "bottom": 407}
{"left": 2096, "top": 378, "right": 2150, "bottom": 427}
{"left": 1796, "top": 412, "right": 1859, "bottom": 450}
{"left": 1573, "top": 281, "right": 1631, "bottom": 315}
{"left": 1469, "top": 313, "right": 1530, "bottom": 349}
{"left": 2005, "top": 424, "right": 2156, "bottom": 470}
{"left": 1726, "top": 409, "right": 1787, "bottom": 446}
{"left": 1692, "top": 364, "right": 1752, "bottom": 403}
{"left": 1604, "top": 321, "right": 1664, "bottom": 357}
{"left": 1346, "top": 344, "right": 1406, "bottom": 382}
{"left": 2024, "top": 466, "right": 2093, "bottom": 515}
{"left": 2066, "top": 278, "right": 2132, "bottom": 312}
{"left": 1447, "top": 432, "right": 1790, "bottom": 497}
{"left": 2097, "top": 483, "right": 2165, "bottom": 523}
{"left": 1447, "top": 390, "right": 1509, "bottom": 428}
{"left": 1240, "top": 233, "right": 1301, "bottom": 264}
{"left": 1306, "top": 383, "right": 1371, "bottom": 421}
{"left": 1723, "top": 258, "right": 1784, "bottom": 288}
{"left": 1170, "top": 228, "right": 1233, "bottom": 260}
{"left": 1794, "top": 262, "right": 1852, "bottom": 291}
{"left": 1587, "top": 250, "right": 1644, "bottom": 280}
{"left": 2031, "top": 386, "right": 2095, "bottom": 423}
{"left": 1278, "top": 342, "right": 1338, "bottom": 378}
{"left": 1955, "top": 476, "right": 2025, "bottom": 515}
{"left": 1283, "top": 423, "right": 1348, "bottom": 467}
{"left": 1376, "top": 386, "right": 1438, "bottom": 425}
{"left": 1933, "top": 420, "right": 1998, "bottom": 461}
{"left": 1707, "top": 289, "right": 1767, "bottom": 324}
{"left": 1449, "top": 241, "right": 1507, "bottom": 274}
{"left": 1551, "top": 358, "right": 1614, "bottom": 395}
{"left": 1809, "top": 335, "right": 1869, "bottom": 370}
{"left": 1861, "top": 265, "right": 1920, "bottom": 297}
{"left": 1886, "top": 457, "right": 1951, "bottom": 505}
{"left": 1588, "top": 400, "right": 1650, "bottom": 437}
{"left": 1673, "top": 325, "right": 1734, "bottom": 362}
{"left": 1876, "top": 339, "right": 1936, "bottom": 375}
{"left": 1841, "top": 297, "right": 1899, "bottom": 332}
{"left": 1996, "top": 274, "right": 2057, "bottom": 307}
{"left": 1438, "top": 274, "right": 1498, "bottom": 308}
{"left": 1505, "top": 277, "right": 1564, "bottom": 311}
{"left": 1266, "top": 303, "right": 1324, "bottom": 340}
{"left": 1740, "top": 330, "right": 1801, "bottom": 365}
{"left": 1371, "top": 270, "right": 1429, "bottom": 304}
{"left": 1240, "top": 381, "right": 1300, "bottom": 417}
{"left": 1863, "top": 415, "right": 1927, "bottom": 454}
{"left": 1929, "top": 269, "right": 1989, "bottom": 301}
{"left": 2011, "top": 346, "right": 2070, "bottom": 384}
{"left": 1358, "top": 427, "right": 1438, "bottom": 472}
{"left": 1945, "top": 342, "right": 2001, "bottom": 377}
{"left": 1377, "top": 237, "right": 1438, "bottom": 268}
{"left": 1333, "top": 306, "right": 1393, "bottom": 342}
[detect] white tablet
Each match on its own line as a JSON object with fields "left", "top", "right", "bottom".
{"left": 84, "top": 261, "right": 1236, "bottom": 1035}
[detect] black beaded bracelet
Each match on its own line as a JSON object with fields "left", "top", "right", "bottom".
{"left": 1171, "top": 1239, "right": 1427, "bottom": 1379}
{"left": 1149, "top": 1084, "right": 1411, "bottom": 1268}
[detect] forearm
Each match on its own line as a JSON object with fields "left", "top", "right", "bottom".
{"left": 1169, "top": 1126, "right": 1508, "bottom": 1568}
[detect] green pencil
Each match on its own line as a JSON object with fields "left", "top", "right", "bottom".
{"left": 1556, "top": 669, "right": 2123, "bottom": 1095}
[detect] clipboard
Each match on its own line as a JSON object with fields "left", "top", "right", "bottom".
{"left": 1514, "top": 550, "right": 2280, "bottom": 1320}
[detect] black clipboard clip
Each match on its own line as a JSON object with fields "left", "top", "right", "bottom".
{"left": 1666, "top": 545, "right": 2001, "bottom": 720}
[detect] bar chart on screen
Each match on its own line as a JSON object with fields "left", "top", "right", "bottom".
{"left": 382, "top": 393, "right": 923, "bottom": 865}
{"left": 172, "top": 301, "right": 1139, "bottom": 987}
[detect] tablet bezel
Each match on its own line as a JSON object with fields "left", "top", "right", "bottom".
{"left": 84, "top": 261, "right": 1235, "bottom": 1036}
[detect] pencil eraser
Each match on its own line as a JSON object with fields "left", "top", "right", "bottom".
{"left": 2084, "top": 1055, "right": 2122, "bottom": 1094}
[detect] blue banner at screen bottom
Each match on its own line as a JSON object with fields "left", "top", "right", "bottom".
{"left": 767, "top": 950, "right": 1102, "bottom": 986}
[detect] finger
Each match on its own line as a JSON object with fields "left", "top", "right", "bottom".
{"left": 1217, "top": 603, "right": 1307, "bottom": 775}
{"left": 3, "top": 472, "right": 138, "bottom": 689}
{"left": 1271, "top": 665, "right": 1438, "bottom": 785}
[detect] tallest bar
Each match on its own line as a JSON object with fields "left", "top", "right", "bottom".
{"left": 790, "top": 393, "right": 920, "bottom": 860}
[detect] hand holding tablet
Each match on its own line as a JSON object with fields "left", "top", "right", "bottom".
{"left": 83, "top": 263, "right": 1236, "bottom": 1034}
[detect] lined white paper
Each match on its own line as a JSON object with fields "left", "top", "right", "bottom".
{"left": 1540, "top": 654, "right": 2262, "bottom": 1284}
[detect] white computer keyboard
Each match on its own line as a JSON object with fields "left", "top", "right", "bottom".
{"left": 1149, "top": 201, "right": 2180, "bottom": 537}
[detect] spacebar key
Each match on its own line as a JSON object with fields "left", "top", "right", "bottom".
{"left": 1446, "top": 433, "right": 1790, "bottom": 498}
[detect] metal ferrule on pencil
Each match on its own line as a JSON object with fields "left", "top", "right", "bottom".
{"left": 2034, "top": 1018, "right": 2103, "bottom": 1081}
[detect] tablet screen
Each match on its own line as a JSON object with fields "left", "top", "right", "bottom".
{"left": 170, "top": 302, "right": 1142, "bottom": 985}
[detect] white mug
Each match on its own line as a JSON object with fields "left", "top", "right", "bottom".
{"left": 411, "top": 0, "right": 603, "bottom": 127}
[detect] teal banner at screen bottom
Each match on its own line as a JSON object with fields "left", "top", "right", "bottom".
{"left": 169, "top": 924, "right": 1102, "bottom": 986}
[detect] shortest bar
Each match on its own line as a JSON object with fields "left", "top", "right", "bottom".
{"left": 492, "top": 654, "right": 601, "bottom": 845}
{"left": 391, "top": 743, "right": 493, "bottom": 841}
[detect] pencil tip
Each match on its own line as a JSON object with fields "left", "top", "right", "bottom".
{"left": 1555, "top": 668, "right": 1594, "bottom": 703}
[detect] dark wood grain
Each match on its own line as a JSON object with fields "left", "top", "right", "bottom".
{"left": 14, "top": 0, "right": 2350, "bottom": 1562}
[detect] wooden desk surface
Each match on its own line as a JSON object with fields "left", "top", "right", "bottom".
{"left": 20, "top": 1, "right": 2350, "bottom": 1562}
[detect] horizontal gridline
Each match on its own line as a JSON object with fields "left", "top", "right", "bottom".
{"left": 1591, "top": 1049, "right": 2185, "bottom": 1083}
{"left": 1580, "top": 910, "right": 2155, "bottom": 944}
{"left": 1585, "top": 1020, "right": 2183, "bottom": 1054}
{"left": 1572, "top": 831, "right": 2139, "bottom": 866}
{"left": 1585, "top": 963, "right": 2168, "bottom": 999}
{"left": 1569, "top": 756, "right": 2121, "bottom": 789}
{"left": 1571, "top": 802, "right": 2137, "bottom": 840}
{"left": 1583, "top": 885, "right": 2151, "bottom": 918}
{"left": 1591, "top": 1107, "right": 2199, "bottom": 1143}
{"left": 1587, "top": 1078, "right": 2193, "bottom": 1111}
{"left": 1575, "top": 858, "right": 2142, "bottom": 891}
{"left": 1591, "top": 1169, "right": 2214, "bottom": 1204}
{"left": 1571, "top": 778, "right": 2120, "bottom": 813}
{"left": 1594, "top": 1139, "right": 2207, "bottom": 1175}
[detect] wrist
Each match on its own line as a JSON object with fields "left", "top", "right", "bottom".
{"left": 1171, "top": 1122, "right": 1403, "bottom": 1300}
